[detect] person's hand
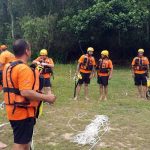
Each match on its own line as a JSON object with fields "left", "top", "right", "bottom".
{"left": 37, "top": 62, "right": 40, "bottom": 65}
{"left": 147, "top": 73, "right": 149, "bottom": 78}
{"left": 89, "top": 74, "right": 93, "bottom": 79}
{"left": 132, "top": 74, "right": 135, "bottom": 78}
{"left": 109, "top": 75, "right": 112, "bottom": 80}
{"left": 94, "top": 73, "right": 97, "bottom": 78}
{"left": 41, "top": 62, "right": 48, "bottom": 66}
{"left": 45, "top": 93, "right": 56, "bottom": 104}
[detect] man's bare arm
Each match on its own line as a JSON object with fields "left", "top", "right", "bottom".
{"left": 20, "top": 90, "right": 56, "bottom": 104}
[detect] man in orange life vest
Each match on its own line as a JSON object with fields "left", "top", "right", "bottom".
{"left": 131, "top": 48, "right": 149, "bottom": 99}
{"left": 3, "top": 39, "right": 56, "bottom": 150}
{"left": 96, "top": 50, "right": 113, "bottom": 101}
{"left": 32, "top": 49, "right": 54, "bottom": 94}
{"left": 0, "top": 45, "right": 15, "bottom": 90}
{"left": 74, "top": 47, "right": 96, "bottom": 100}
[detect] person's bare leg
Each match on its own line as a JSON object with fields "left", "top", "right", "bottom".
{"left": 137, "top": 85, "right": 142, "bottom": 98}
{"left": 45, "top": 87, "right": 51, "bottom": 95}
{"left": 74, "top": 84, "right": 82, "bottom": 100}
{"left": 99, "top": 84, "right": 104, "bottom": 100}
{"left": 12, "top": 143, "right": 30, "bottom": 150}
{"left": 104, "top": 85, "right": 108, "bottom": 100}
{"left": 142, "top": 85, "right": 147, "bottom": 99}
{"left": 84, "top": 84, "right": 89, "bottom": 100}
{"left": 43, "top": 87, "right": 52, "bottom": 105}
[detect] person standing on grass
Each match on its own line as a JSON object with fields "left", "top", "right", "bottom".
{"left": 131, "top": 48, "right": 149, "bottom": 99}
{"left": 74, "top": 47, "right": 96, "bottom": 100}
{"left": 96, "top": 50, "right": 113, "bottom": 101}
{"left": 32, "top": 49, "right": 54, "bottom": 95}
{"left": 3, "top": 39, "right": 56, "bottom": 150}
{"left": 0, "top": 45, "right": 15, "bottom": 91}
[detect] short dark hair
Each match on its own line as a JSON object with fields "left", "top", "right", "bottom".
{"left": 13, "top": 39, "right": 30, "bottom": 57}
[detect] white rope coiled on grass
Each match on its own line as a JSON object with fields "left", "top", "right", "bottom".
{"left": 0, "top": 123, "right": 9, "bottom": 128}
{"left": 70, "top": 115, "right": 109, "bottom": 150}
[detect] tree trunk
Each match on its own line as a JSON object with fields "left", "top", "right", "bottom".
{"left": 118, "top": 30, "right": 121, "bottom": 46}
{"left": 146, "top": 21, "right": 149, "bottom": 42}
{"left": 43, "top": 0, "right": 46, "bottom": 6}
{"left": 8, "top": 0, "right": 15, "bottom": 39}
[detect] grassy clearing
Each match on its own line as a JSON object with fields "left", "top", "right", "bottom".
{"left": 1, "top": 64, "right": 150, "bottom": 150}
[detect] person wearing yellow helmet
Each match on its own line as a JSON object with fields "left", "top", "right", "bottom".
{"left": 32, "top": 49, "right": 54, "bottom": 94}
{"left": 96, "top": 50, "right": 113, "bottom": 101}
{"left": 0, "top": 44, "right": 15, "bottom": 90}
{"left": 131, "top": 48, "right": 149, "bottom": 99}
{"left": 40, "top": 49, "right": 48, "bottom": 56}
{"left": 74, "top": 47, "right": 96, "bottom": 100}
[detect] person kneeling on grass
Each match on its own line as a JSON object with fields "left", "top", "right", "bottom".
{"left": 131, "top": 48, "right": 149, "bottom": 99}
{"left": 74, "top": 47, "right": 96, "bottom": 100}
{"left": 96, "top": 50, "right": 113, "bottom": 101}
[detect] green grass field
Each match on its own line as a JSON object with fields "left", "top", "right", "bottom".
{"left": 1, "top": 64, "right": 150, "bottom": 150}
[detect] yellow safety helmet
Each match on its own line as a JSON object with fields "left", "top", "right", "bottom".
{"left": 138, "top": 48, "right": 144, "bottom": 53}
{"left": 40, "top": 49, "right": 48, "bottom": 56}
{"left": 0, "top": 45, "right": 7, "bottom": 51}
{"left": 101, "top": 50, "right": 109, "bottom": 57}
{"left": 87, "top": 47, "right": 94, "bottom": 52}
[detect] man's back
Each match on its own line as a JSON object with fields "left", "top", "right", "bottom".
{"left": 3, "top": 61, "right": 39, "bottom": 120}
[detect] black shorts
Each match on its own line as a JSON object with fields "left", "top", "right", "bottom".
{"left": 78, "top": 72, "right": 91, "bottom": 84}
{"left": 10, "top": 118, "right": 35, "bottom": 144}
{"left": 44, "top": 78, "right": 51, "bottom": 87}
{"left": 97, "top": 76, "right": 109, "bottom": 86}
{"left": 134, "top": 73, "right": 147, "bottom": 86}
{"left": 0, "top": 70, "right": 3, "bottom": 86}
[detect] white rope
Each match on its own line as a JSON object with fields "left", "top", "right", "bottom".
{"left": 0, "top": 101, "right": 5, "bottom": 110}
{"left": 0, "top": 123, "right": 9, "bottom": 128}
{"left": 30, "top": 136, "right": 34, "bottom": 150}
{"left": 68, "top": 112, "right": 88, "bottom": 132}
{"left": 68, "top": 114, "right": 109, "bottom": 150}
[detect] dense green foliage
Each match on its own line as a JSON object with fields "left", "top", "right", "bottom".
{"left": 0, "top": 0, "right": 150, "bottom": 62}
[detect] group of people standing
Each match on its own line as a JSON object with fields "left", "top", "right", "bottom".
{"left": 74, "top": 47, "right": 149, "bottom": 101}
{"left": 74, "top": 47, "right": 113, "bottom": 101}
{"left": 0, "top": 39, "right": 149, "bottom": 150}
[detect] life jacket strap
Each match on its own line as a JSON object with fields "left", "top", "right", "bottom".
{"left": 3, "top": 87, "right": 20, "bottom": 95}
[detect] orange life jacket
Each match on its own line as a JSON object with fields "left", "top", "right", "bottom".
{"left": 3, "top": 60, "right": 43, "bottom": 117}
{"left": 96, "top": 58, "right": 111, "bottom": 73}
{"left": 80, "top": 54, "right": 94, "bottom": 71}
{"left": 133, "top": 57, "right": 148, "bottom": 71}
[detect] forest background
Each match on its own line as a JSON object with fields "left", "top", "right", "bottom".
{"left": 0, "top": 0, "right": 150, "bottom": 63}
